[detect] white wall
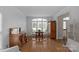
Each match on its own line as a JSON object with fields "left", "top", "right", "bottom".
{"left": 26, "top": 17, "right": 32, "bottom": 36}
{"left": 0, "top": 33, "right": 2, "bottom": 49}
{"left": 0, "top": 12, "right": 2, "bottom": 49}
{"left": 54, "top": 6, "right": 79, "bottom": 51}
{"left": 0, "top": 7, "right": 26, "bottom": 49}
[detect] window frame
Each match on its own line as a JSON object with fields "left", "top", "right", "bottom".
{"left": 32, "top": 18, "right": 47, "bottom": 33}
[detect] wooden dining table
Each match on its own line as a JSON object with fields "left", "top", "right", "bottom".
{"left": 35, "top": 31, "right": 43, "bottom": 41}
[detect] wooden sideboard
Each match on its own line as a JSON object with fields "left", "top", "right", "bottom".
{"left": 9, "top": 34, "right": 20, "bottom": 47}
{"left": 9, "top": 28, "right": 27, "bottom": 47}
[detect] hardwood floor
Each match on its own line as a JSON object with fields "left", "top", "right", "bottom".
{"left": 20, "top": 38, "right": 71, "bottom": 52}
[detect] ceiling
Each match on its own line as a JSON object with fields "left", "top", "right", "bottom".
{"left": 16, "top": 6, "right": 65, "bottom": 16}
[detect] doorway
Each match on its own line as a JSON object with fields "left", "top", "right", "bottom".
{"left": 50, "top": 21, "right": 56, "bottom": 39}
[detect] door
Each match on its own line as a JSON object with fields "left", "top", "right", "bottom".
{"left": 50, "top": 21, "right": 56, "bottom": 39}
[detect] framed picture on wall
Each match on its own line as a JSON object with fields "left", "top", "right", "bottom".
{"left": 9, "top": 27, "right": 21, "bottom": 34}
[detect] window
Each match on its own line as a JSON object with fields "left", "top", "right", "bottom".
{"left": 32, "top": 18, "right": 47, "bottom": 33}
{"left": 63, "top": 21, "right": 66, "bottom": 29}
{"left": 63, "top": 17, "right": 70, "bottom": 29}
{"left": 63, "top": 17, "right": 70, "bottom": 21}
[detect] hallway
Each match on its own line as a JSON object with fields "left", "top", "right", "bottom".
{"left": 20, "top": 38, "right": 71, "bottom": 52}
